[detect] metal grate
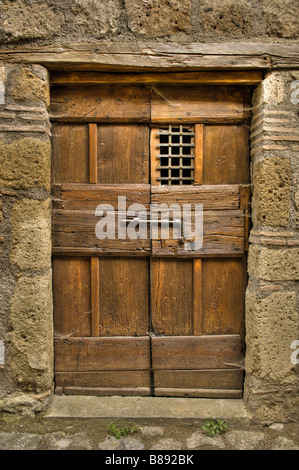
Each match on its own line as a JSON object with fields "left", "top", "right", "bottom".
{"left": 156, "top": 125, "right": 195, "bottom": 185}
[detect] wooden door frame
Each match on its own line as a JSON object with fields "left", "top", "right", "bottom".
{"left": 47, "top": 60, "right": 263, "bottom": 400}
{"left": 49, "top": 70, "right": 258, "bottom": 397}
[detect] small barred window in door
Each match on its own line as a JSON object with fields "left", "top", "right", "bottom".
{"left": 155, "top": 125, "right": 195, "bottom": 185}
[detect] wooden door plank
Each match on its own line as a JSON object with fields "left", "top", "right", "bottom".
{"left": 55, "top": 370, "right": 150, "bottom": 388}
{"left": 53, "top": 183, "right": 151, "bottom": 210}
{"left": 52, "top": 124, "right": 89, "bottom": 184}
{"left": 154, "top": 388, "right": 242, "bottom": 398}
{"left": 90, "top": 257, "right": 100, "bottom": 337}
{"left": 151, "top": 86, "right": 245, "bottom": 123}
{"left": 50, "top": 71, "right": 263, "bottom": 86}
{"left": 98, "top": 258, "right": 149, "bottom": 336}
{"left": 150, "top": 127, "right": 160, "bottom": 186}
{"left": 98, "top": 124, "right": 150, "bottom": 184}
{"left": 54, "top": 337, "right": 151, "bottom": 371}
{"left": 61, "top": 387, "right": 151, "bottom": 396}
{"left": 201, "top": 258, "right": 247, "bottom": 337}
{"left": 151, "top": 209, "right": 245, "bottom": 257}
{"left": 151, "top": 259, "right": 193, "bottom": 336}
{"left": 53, "top": 257, "right": 91, "bottom": 337}
{"left": 51, "top": 85, "right": 151, "bottom": 122}
{"left": 89, "top": 123, "right": 98, "bottom": 183}
{"left": 150, "top": 185, "right": 240, "bottom": 210}
{"left": 203, "top": 124, "right": 249, "bottom": 185}
{"left": 151, "top": 335, "right": 242, "bottom": 370}
{"left": 194, "top": 124, "right": 203, "bottom": 185}
{"left": 193, "top": 259, "right": 202, "bottom": 336}
{"left": 154, "top": 369, "right": 243, "bottom": 390}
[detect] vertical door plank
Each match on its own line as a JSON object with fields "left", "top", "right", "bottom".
{"left": 203, "top": 124, "right": 249, "bottom": 185}
{"left": 52, "top": 124, "right": 89, "bottom": 184}
{"left": 193, "top": 124, "right": 203, "bottom": 335}
{"left": 98, "top": 124, "right": 149, "bottom": 184}
{"left": 194, "top": 124, "right": 203, "bottom": 185}
{"left": 150, "top": 127, "right": 160, "bottom": 186}
{"left": 99, "top": 258, "right": 149, "bottom": 336}
{"left": 193, "top": 259, "right": 202, "bottom": 336}
{"left": 151, "top": 259, "right": 193, "bottom": 336}
{"left": 53, "top": 257, "right": 91, "bottom": 337}
{"left": 91, "top": 257, "right": 100, "bottom": 337}
{"left": 89, "top": 123, "right": 98, "bottom": 184}
{"left": 201, "top": 258, "right": 247, "bottom": 337}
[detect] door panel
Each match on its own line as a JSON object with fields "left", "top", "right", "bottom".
{"left": 52, "top": 124, "right": 89, "bottom": 184}
{"left": 51, "top": 79, "right": 251, "bottom": 398}
{"left": 201, "top": 258, "right": 247, "bottom": 337}
{"left": 99, "top": 258, "right": 149, "bottom": 336}
{"left": 53, "top": 257, "right": 91, "bottom": 337}
{"left": 203, "top": 124, "right": 250, "bottom": 185}
{"left": 151, "top": 259, "right": 193, "bottom": 336}
{"left": 98, "top": 124, "right": 149, "bottom": 184}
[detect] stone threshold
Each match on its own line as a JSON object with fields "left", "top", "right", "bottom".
{"left": 45, "top": 395, "right": 248, "bottom": 420}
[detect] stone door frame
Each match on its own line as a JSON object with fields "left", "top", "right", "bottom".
{"left": 0, "top": 43, "right": 298, "bottom": 422}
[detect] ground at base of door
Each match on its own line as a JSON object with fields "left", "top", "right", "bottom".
{"left": 0, "top": 414, "right": 298, "bottom": 451}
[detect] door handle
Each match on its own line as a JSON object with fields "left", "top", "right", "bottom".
{"left": 120, "top": 218, "right": 194, "bottom": 244}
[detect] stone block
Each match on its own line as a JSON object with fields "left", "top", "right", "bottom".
{"left": 248, "top": 245, "right": 299, "bottom": 281}
{"left": 0, "top": 137, "right": 51, "bottom": 191}
{"left": 196, "top": 0, "right": 265, "bottom": 38}
{"left": 245, "top": 290, "right": 298, "bottom": 383}
{"left": 252, "top": 156, "right": 291, "bottom": 226}
{"left": 125, "top": 0, "right": 191, "bottom": 36}
{"left": 7, "top": 66, "right": 49, "bottom": 106}
{"left": 9, "top": 272, "right": 53, "bottom": 393}
{"left": 252, "top": 71, "right": 299, "bottom": 108}
{"left": 1, "top": 0, "right": 64, "bottom": 43}
{"left": 261, "top": 0, "right": 299, "bottom": 38}
{"left": 10, "top": 198, "right": 51, "bottom": 271}
{"left": 67, "top": 0, "right": 122, "bottom": 36}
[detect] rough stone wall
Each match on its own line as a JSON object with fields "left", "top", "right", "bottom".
{"left": 0, "top": 64, "right": 53, "bottom": 413}
{"left": 0, "top": 0, "right": 298, "bottom": 45}
{"left": 245, "top": 71, "right": 299, "bottom": 423}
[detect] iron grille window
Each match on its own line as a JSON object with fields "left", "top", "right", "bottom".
{"left": 156, "top": 125, "right": 195, "bottom": 185}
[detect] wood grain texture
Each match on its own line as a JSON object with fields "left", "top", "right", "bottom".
{"left": 51, "top": 85, "right": 150, "bottom": 122}
{"left": 151, "top": 86, "right": 245, "bottom": 123}
{"left": 203, "top": 124, "right": 250, "bottom": 185}
{"left": 151, "top": 259, "right": 193, "bottom": 336}
{"left": 61, "top": 387, "right": 151, "bottom": 396}
{"left": 53, "top": 183, "right": 151, "bottom": 210}
{"left": 90, "top": 257, "right": 100, "bottom": 337}
{"left": 89, "top": 123, "right": 98, "bottom": 183}
{"left": 150, "top": 127, "right": 160, "bottom": 186}
{"left": 98, "top": 124, "right": 149, "bottom": 183}
{"left": 99, "top": 258, "right": 149, "bottom": 336}
{"left": 154, "top": 369, "right": 243, "bottom": 389}
{"left": 193, "top": 259, "right": 202, "bottom": 335}
{"left": 153, "top": 388, "right": 242, "bottom": 398}
{"left": 201, "top": 258, "right": 247, "bottom": 338}
{"left": 151, "top": 209, "right": 245, "bottom": 257}
{"left": 3, "top": 42, "right": 298, "bottom": 70}
{"left": 52, "top": 124, "right": 89, "bottom": 184}
{"left": 54, "top": 337, "right": 151, "bottom": 371}
{"left": 50, "top": 71, "right": 264, "bottom": 85}
{"left": 194, "top": 124, "right": 203, "bottom": 185}
{"left": 53, "top": 257, "right": 91, "bottom": 337}
{"left": 55, "top": 370, "right": 150, "bottom": 388}
{"left": 151, "top": 335, "right": 242, "bottom": 370}
{"left": 150, "top": 185, "right": 241, "bottom": 210}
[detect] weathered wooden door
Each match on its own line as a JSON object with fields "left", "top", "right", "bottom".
{"left": 51, "top": 74, "right": 251, "bottom": 398}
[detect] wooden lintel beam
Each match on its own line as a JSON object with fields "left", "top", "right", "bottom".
{"left": 50, "top": 71, "right": 264, "bottom": 86}
{"left": 0, "top": 42, "right": 298, "bottom": 71}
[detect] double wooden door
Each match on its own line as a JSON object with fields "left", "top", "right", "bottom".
{"left": 51, "top": 76, "right": 250, "bottom": 397}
